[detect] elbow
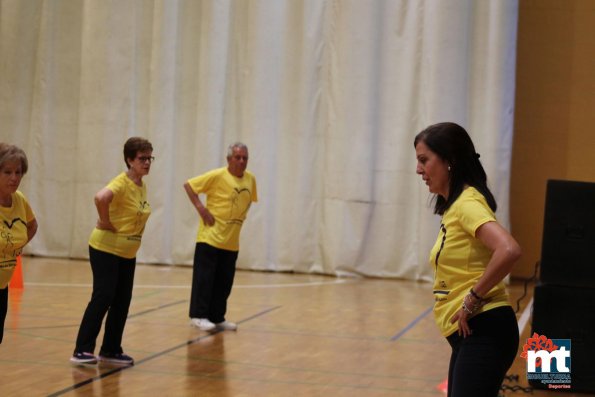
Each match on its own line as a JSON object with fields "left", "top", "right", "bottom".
{"left": 94, "top": 188, "right": 113, "bottom": 207}
{"left": 94, "top": 192, "right": 105, "bottom": 206}
{"left": 507, "top": 241, "right": 522, "bottom": 265}
{"left": 28, "top": 219, "right": 38, "bottom": 241}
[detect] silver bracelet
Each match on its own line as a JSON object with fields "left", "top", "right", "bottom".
{"left": 462, "top": 293, "right": 483, "bottom": 314}
{"left": 462, "top": 300, "right": 474, "bottom": 314}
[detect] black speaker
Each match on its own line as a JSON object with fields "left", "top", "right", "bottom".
{"left": 530, "top": 284, "right": 595, "bottom": 393}
{"left": 540, "top": 179, "right": 595, "bottom": 288}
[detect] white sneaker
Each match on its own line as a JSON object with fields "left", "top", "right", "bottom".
{"left": 215, "top": 321, "right": 237, "bottom": 331}
{"left": 190, "top": 318, "right": 216, "bottom": 331}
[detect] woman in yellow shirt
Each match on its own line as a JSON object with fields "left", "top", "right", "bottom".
{"left": 71, "top": 137, "right": 153, "bottom": 365}
{"left": 414, "top": 122, "right": 521, "bottom": 397}
{"left": 0, "top": 143, "right": 38, "bottom": 344}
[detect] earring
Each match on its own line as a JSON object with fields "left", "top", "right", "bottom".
{"left": 448, "top": 166, "right": 451, "bottom": 171}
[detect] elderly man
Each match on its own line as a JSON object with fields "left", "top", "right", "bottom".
{"left": 183, "top": 142, "right": 258, "bottom": 331}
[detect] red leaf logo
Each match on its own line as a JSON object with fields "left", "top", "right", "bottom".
{"left": 520, "top": 333, "right": 559, "bottom": 368}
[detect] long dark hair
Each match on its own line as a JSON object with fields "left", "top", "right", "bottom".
{"left": 414, "top": 122, "right": 497, "bottom": 215}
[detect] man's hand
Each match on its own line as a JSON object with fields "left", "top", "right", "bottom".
{"left": 198, "top": 206, "right": 215, "bottom": 226}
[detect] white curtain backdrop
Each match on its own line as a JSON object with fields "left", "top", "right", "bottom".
{"left": 0, "top": 0, "right": 518, "bottom": 281}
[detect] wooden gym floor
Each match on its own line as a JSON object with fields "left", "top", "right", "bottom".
{"left": 0, "top": 256, "right": 591, "bottom": 397}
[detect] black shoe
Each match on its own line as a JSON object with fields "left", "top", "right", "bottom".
{"left": 98, "top": 352, "right": 134, "bottom": 365}
{"left": 70, "top": 352, "right": 98, "bottom": 365}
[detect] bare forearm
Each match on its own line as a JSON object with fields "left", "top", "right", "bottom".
{"left": 183, "top": 182, "right": 214, "bottom": 225}
{"left": 27, "top": 219, "right": 38, "bottom": 243}
{"left": 474, "top": 245, "right": 521, "bottom": 297}
{"left": 473, "top": 221, "right": 522, "bottom": 297}
{"left": 94, "top": 188, "right": 115, "bottom": 231}
{"left": 183, "top": 183, "right": 203, "bottom": 210}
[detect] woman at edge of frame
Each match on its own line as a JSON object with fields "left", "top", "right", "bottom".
{"left": 414, "top": 122, "right": 521, "bottom": 397}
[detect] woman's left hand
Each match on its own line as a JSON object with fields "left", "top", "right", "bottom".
{"left": 450, "top": 307, "right": 472, "bottom": 338}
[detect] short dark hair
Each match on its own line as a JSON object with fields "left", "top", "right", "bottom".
{"left": 0, "top": 143, "right": 28, "bottom": 175}
{"left": 123, "top": 137, "right": 153, "bottom": 169}
{"left": 414, "top": 122, "right": 497, "bottom": 215}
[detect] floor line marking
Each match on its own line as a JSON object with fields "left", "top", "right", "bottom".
{"left": 25, "top": 279, "right": 350, "bottom": 289}
{"left": 46, "top": 306, "right": 282, "bottom": 397}
{"left": 390, "top": 305, "right": 433, "bottom": 341}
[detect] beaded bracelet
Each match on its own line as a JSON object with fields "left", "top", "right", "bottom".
{"left": 469, "top": 288, "right": 483, "bottom": 300}
{"left": 461, "top": 292, "right": 484, "bottom": 314}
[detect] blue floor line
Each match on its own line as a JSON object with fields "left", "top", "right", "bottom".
{"left": 390, "top": 305, "right": 433, "bottom": 341}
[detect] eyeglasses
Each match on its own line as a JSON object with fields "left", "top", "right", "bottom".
{"left": 233, "top": 155, "right": 248, "bottom": 161}
{"left": 137, "top": 156, "right": 155, "bottom": 163}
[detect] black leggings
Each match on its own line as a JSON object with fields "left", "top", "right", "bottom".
{"left": 446, "top": 306, "right": 519, "bottom": 397}
{"left": 0, "top": 286, "right": 7, "bottom": 344}
{"left": 73, "top": 246, "right": 136, "bottom": 355}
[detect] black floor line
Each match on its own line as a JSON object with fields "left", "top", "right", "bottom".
{"left": 10, "top": 300, "right": 187, "bottom": 332}
{"left": 127, "top": 299, "right": 187, "bottom": 318}
{"left": 46, "top": 306, "right": 282, "bottom": 396}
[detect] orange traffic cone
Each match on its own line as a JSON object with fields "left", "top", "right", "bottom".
{"left": 436, "top": 378, "right": 448, "bottom": 394}
{"left": 9, "top": 255, "right": 24, "bottom": 289}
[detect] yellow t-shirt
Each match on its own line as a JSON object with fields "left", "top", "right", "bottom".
{"left": 188, "top": 167, "right": 258, "bottom": 251}
{"left": 0, "top": 191, "right": 36, "bottom": 288}
{"left": 429, "top": 187, "right": 511, "bottom": 337}
{"left": 89, "top": 172, "right": 151, "bottom": 259}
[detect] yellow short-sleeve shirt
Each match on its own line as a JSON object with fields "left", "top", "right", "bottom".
{"left": 0, "top": 191, "right": 36, "bottom": 288}
{"left": 89, "top": 172, "right": 151, "bottom": 259}
{"left": 429, "top": 187, "right": 511, "bottom": 337}
{"left": 187, "top": 167, "right": 258, "bottom": 251}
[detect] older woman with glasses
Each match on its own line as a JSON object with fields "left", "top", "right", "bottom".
{"left": 71, "top": 137, "right": 154, "bottom": 366}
